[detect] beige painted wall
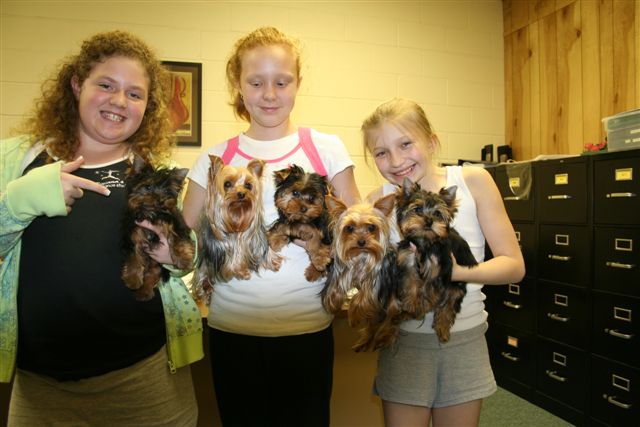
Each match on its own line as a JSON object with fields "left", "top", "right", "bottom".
{"left": 0, "top": 0, "right": 505, "bottom": 197}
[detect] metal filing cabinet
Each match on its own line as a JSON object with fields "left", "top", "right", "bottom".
{"left": 590, "top": 151, "right": 640, "bottom": 427}
{"left": 486, "top": 150, "right": 640, "bottom": 426}
{"left": 485, "top": 161, "right": 537, "bottom": 399}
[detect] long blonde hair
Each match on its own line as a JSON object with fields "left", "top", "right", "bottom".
{"left": 226, "top": 26, "right": 302, "bottom": 122}
{"left": 361, "top": 98, "right": 440, "bottom": 164}
{"left": 18, "top": 30, "right": 174, "bottom": 165}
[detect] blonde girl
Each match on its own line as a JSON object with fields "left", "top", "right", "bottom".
{"left": 363, "top": 98, "right": 524, "bottom": 427}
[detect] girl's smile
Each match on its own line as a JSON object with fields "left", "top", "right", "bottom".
{"left": 72, "top": 56, "right": 149, "bottom": 151}
{"left": 370, "top": 123, "right": 432, "bottom": 186}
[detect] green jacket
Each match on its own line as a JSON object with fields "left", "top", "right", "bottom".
{"left": 0, "top": 135, "right": 203, "bottom": 383}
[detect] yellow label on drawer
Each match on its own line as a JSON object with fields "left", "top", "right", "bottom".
{"left": 554, "top": 173, "right": 568, "bottom": 185}
{"left": 507, "top": 336, "right": 518, "bottom": 348}
{"left": 615, "top": 168, "right": 633, "bottom": 181}
{"left": 509, "top": 177, "right": 521, "bottom": 188}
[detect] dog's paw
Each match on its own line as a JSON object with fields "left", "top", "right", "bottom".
{"left": 266, "top": 250, "right": 284, "bottom": 272}
{"left": 267, "top": 231, "right": 290, "bottom": 252}
{"left": 304, "top": 264, "right": 325, "bottom": 282}
{"left": 310, "top": 245, "right": 332, "bottom": 271}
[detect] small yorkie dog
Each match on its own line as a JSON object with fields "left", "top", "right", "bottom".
{"left": 268, "top": 165, "right": 332, "bottom": 281}
{"left": 395, "top": 178, "right": 478, "bottom": 342}
{"left": 122, "top": 156, "right": 195, "bottom": 301}
{"left": 191, "top": 155, "right": 282, "bottom": 304}
{"left": 322, "top": 194, "right": 405, "bottom": 352}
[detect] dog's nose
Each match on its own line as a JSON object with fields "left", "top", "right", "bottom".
{"left": 237, "top": 192, "right": 245, "bottom": 199}
{"left": 300, "top": 206, "right": 307, "bottom": 213}
{"left": 357, "top": 239, "right": 366, "bottom": 247}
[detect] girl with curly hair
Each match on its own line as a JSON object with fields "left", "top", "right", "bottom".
{"left": 1, "top": 30, "right": 202, "bottom": 426}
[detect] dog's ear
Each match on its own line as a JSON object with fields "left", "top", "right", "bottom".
{"left": 130, "top": 154, "right": 151, "bottom": 175}
{"left": 209, "top": 155, "right": 225, "bottom": 178}
{"left": 247, "top": 159, "right": 265, "bottom": 178}
{"left": 401, "top": 177, "right": 419, "bottom": 196}
{"left": 374, "top": 193, "right": 395, "bottom": 217}
{"left": 174, "top": 167, "right": 189, "bottom": 184}
{"left": 439, "top": 186, "right": 458, "bottom": 207}
{"left": 325, "top": 195, "right": 347, "bottom": 219}
{"left": 322, "top": 176, "right": 332, "bottom": 196}
{"left": 273, "top": 166, "right": 294, "bottom": 186}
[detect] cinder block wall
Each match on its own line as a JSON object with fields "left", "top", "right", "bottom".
{"left": 0, "top": 0, "right": 504, "bottom": 197}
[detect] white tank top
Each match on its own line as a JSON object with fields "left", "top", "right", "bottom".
{"left": 383, "top": 166, "right": 487, "bottom": 334}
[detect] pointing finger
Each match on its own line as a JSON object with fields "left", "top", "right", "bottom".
{"left": 69, "top": 175, "right": 111, "bottom": 196}
{"left": 61, "top": 156, "right": 85, "bottom": 174}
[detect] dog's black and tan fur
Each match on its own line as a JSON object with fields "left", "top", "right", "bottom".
{"left": 268, "top": 165, "right": 332, "bottom": 281}
{"left": 122, "top": 156, "right": 194, "bottom": 301}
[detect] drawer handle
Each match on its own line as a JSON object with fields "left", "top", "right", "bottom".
{"left": 606, "top": 261, "right": 636, "bottom": 270}
{"left": 501, "top": 351, "right": 519, "bottom": 362}
{"left": 545, "top": 370, "right": 567, "bottom": 383}
{"left": 548, "top": 254, "right": 571, "bottom": 261}
{"left": 547, "top": 194, "right": 572, "bottom": 200}
{"left": 503, "top": 301, "right": 522, "bottom": 309}
{"left": 606, "top": 192, "right": 637, "bottom": 198}
{"left": 503, "top": 196, "right": 521, "bottom": 201}
{"left": 605, "top": 328, "right": 634, "bottom": 340}
{"left": 547, "top": 313, "right": 569, "bottom": 322}
{"left": 603, "top": 394, "right": 632, "bottom": 410}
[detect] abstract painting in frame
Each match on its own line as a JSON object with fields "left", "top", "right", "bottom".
{"left": 162, "top": 61, "right": 202, "bottom": 147}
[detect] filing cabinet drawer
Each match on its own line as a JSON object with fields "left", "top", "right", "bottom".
{"left": 487, "top": 323, "right": 536, "bottom": 387}
{"left": 536, "top": 338, "right": 588, "bottom": 412}
{"left": 484, "top": 278, "right": 536, "bottom": 333}
{"left": 494, "top": 163, "right": 535, "bottom": 221}
{"left": 538, "top": 225, "right": 591, "bottom": 287}
{"left": 592, "top": 291, "right": 640, "bottom": 367}
{"left": 590, "top": 355, "right": 640, "bottom": 426}
{"left": 537, "top": 159, "right": 589, "bottom": 224}
{"left": 513, "top": 222, "right": 536, "bottom": 276}
{"left": 594, "top": 227, "right": 640, "bottom": 296}
{"left": 594, "top": 155, "right": 640, "bottom": 225}
{"left": 538, "top": 281, "right": 588, "bottom": 348}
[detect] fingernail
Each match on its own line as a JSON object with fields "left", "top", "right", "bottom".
{"left": 104, "top": 189, "right": 111, "bottom": 196}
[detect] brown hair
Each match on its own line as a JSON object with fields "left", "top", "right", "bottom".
{"left": 19, "top": 30, "right": 174, "bottom": 164}
{"left": 226, "top": 26, "right": 302, "bottom": 122}
{"left": 361, "top": 98, "right": 440, "bottom": 164}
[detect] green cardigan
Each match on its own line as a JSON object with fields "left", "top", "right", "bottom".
{"left": 0, "top": 136, "right": 203, "bottom": 382}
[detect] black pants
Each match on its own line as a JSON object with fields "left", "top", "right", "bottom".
{"left": 209, "top": 326, "right": 334, "bottom": 427}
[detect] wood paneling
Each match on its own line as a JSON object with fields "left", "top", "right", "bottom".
{"left": 504, "top": 0, "right": 638, "bottom": 159}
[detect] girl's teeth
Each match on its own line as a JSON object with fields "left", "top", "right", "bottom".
{"left": 395, "top": 166, "right": 413, "bottom": 176}
{"left": 102, "top": 112, "right": 124, "bottom": 122}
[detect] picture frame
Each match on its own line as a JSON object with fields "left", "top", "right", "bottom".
{"left": 162, "top": 61, "right": 202, "bottom": 147}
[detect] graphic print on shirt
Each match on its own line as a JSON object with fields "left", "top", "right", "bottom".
{"left": 95, "top": 169, "right": 126, "bottom": 189}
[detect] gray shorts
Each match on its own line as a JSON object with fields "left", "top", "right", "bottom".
{"left": 374, "top": 322, "right": 496, "bottom": 408}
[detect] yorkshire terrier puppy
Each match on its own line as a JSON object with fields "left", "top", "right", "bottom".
{"left": 268, "top": 165, "right": 332, "bottom": 281}
{"left": 191, "top": 155, "right": 282, "bottom": 304}
{"left": 322, "top": 194, "right": 404, "bottom": 352}
{"left": 122, "top": 157, "right": 195, "bottom": 301}
{"left": 395, "top": 178, "right": 478, "bottom": 342}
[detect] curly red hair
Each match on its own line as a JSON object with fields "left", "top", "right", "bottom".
{"left": 19, "top": 30, "right": 174, "bottom": 165}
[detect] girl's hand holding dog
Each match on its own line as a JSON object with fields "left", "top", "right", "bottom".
{"left": 135, "top": 220, "right": 174, "bottom": 265}
{"left": 61, "top": 156, "right": 110, "bottom": 213}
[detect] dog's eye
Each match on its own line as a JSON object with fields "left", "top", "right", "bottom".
{"left": 433, "top": 210, "right": 444, "bottom": 220}
{"left": 244, "top": 183, "right": 253, "bottom": 191}
{"left": 224, "top": 181, "right": 232, "bottom": 189}
{"left": 412, "top": 206, "right": 423, "bottom": 214}
{"left": 292, "top": 190, "right": 301, "bottom": 198}
{"left": 367, "top": 224, "right": 377, "bottom": 233}
{"left": 345, "top": 225, "right": 355, "bottom": 233}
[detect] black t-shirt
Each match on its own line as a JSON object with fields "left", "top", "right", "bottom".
{"left": 17, "top": 152, "right": 166, "bottom": 381}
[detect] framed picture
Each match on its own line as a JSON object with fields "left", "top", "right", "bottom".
{"left": 162, "top": 61, "right": 202, "bottom": 147}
